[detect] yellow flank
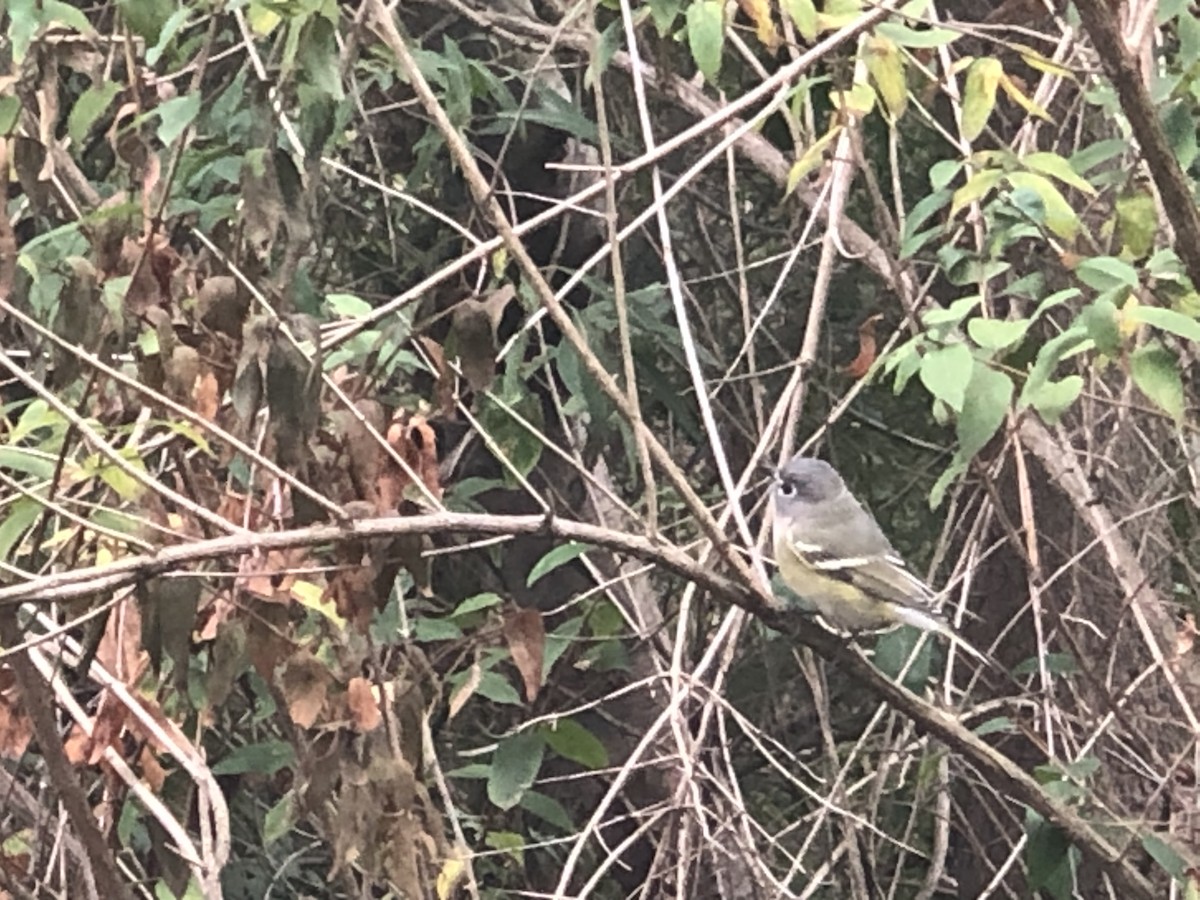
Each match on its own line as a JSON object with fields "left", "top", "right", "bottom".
{"left": 774, "top": 533, "right": 897, "bottom": 631}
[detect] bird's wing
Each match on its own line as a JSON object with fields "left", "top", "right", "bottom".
{"left": 789, "top": 536, "right": 939, "bottom": 611}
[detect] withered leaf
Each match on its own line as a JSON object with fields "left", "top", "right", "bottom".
{"left": 137, "top": 576, "right": 201, "bottom": 689}
{"left": 0, "top": 686, "right": 32, "bottom": 760}
{"left": 281, "top": 650, "right": 329, "bottom": 729}
{"left": 445, "top": 285, "right": 515, "bottom": 392}
{"left": 503, "top": 607, "right": 545, "bottom": 703}
{"left": 346, "top": 677, "right": 382, "bottom": 733}
{"left": 842, "top": 313, "right": 884, "bottom": 378}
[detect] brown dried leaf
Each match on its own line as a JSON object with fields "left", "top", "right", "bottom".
{"left": 86, "top": 690, "right": 128, "bottom": 766}
{"left": 191, "top": 370, "right": 220, "bottom": 421}
{"left": 842, "top": 313, "right": 884, "bottom": 379}
{"left": 0, "top": 684, "right": 32, "bottom": 760}
{"left": 96, "top": 597, "right": 148, "bottom": 685}
{"left": 63, "top": 722, "right": 91, "bottom": 765}
{"left": 503, "top": 607, "right": 545, "bottom": 703}
{"left": 346, "top": 677, "right": 382, "bottom": 733}
{"left": 446, "top": 285, "right": 516, "bottom": 392}
{"left": 139, "top": 745, "right": 168, "bottom": 793}
{"left": 281, "top": 650, "right": 329, "bottom": 729}
{"left": 240, "top": 549, "right": 302, "bottom": 603}
{"left": 380, "top": 413, "right": 441, "bottom": 510}
{"left": 417, "top": 336, "right": 454, "bottom": 416}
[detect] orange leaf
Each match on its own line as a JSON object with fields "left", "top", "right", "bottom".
{"left": 842, "top": 313, "right": 884, "bottom": 378}
{"left": 346, "top": 677, "right": 382, "bottom": 733}
{"left": 503, "top": 607, "right": 545, "bottom": 703}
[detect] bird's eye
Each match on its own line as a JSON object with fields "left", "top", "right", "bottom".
{"left": 778, "top": 481, "right": 797, "bottom": 498}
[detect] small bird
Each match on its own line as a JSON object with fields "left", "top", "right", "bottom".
{"left": 771, "top": 454, "right": 990, "bottom": 666}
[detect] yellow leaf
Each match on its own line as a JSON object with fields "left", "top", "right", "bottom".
{"left": 436, "top": 855, "right": 467, "bottom": 900}
{"left": 999, "top": 73, "right": 1051, "bottom": 122}
{"left": 739, "top": 0, "right": 781, "bottom": 51}
{"left": 292, "top": 579, "right": 346, "bottom": 628}
{"left": 1013, "top": 44, "right": 1078, "bottom": 80}
{"left": 961, "top": 57, "right": 1003, "bottom": 141}
{"left": 781, "top": 0, "right": 818, "bottom": 41}
{"left": 864, "top": 35, "right": 907, "bottom": 119}
{"left": 830, "top": 81, "right": 876, "bottom": 116}
{"left": 787, "top": 124, "right": 842, "bottom": 194}
{"left": 1117, "top": 293, "right": 1142, "bottom": 339}
{"left": 247, "top": 2, "right": 282, "bottom": 35}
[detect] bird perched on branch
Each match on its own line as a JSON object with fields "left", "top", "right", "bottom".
{"left": 770, "top": 454, "right": 991, "bottom": 666}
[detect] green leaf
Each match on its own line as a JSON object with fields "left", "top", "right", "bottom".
{"left": 781, "top": 0, "right": 818, "bottom": 41}
{"left": 918, "top": 343, "right": 973, "bottom": 412}
{"left": 649, "top": 0, "right": 684, "bottom": 35}
{"left": 452, "top": 592, "right": 504, "bottom": 617}
{"left": 872, "top": 626, "right": 936, "bottom": 691}
{"left": 1079, "top": 297, "right": 1121, "bottom": 355}
{"left": 949, "top": 169, "right": 1003, "bottom": 220}
{"left": 473, "top": 669, "right": 523, "bottom": 705}
{"left": 961, "top": 57, "right": 1003, "bottom": 141}
{"left": 0, "top": 97, "right": 20, "bottom": 137}
{"left": 68, "top": 83, "right": 122, "bottom": 147}
{"left": 212, "top": 740, "right": 295, "bottom": 776}
{"left": 1130, "top": 306, "right": 1200, "bottom": 342}
{"left": 325, "top": 292, "right": 373, "bottom": 318}
{"left": 1130, "top": 341, "right": 1185, "bottom": 422}
{"left": 413, "top": 617, "right": 464, "bottom": 642}
{"left": 973, "top": 716, "right": 1015, "bottom": 736}
{"left": 0, "top": 498, "right": 42, "bottom": 563}
{"left": 156, "top": 94, "right": 201, "bottom": 146}
{"left": 1075, "top": 256, "right": 1138, "bottom": 292}
{"left": 542, "top": 718, "right": 610, "bottom": 769}
{"left": 1025, "top": 376, "right": 1083, "bottom": 424}
{"left": 1114, "top": 190, "right": 1157, "bottom": 258}
{"left": 922, "top": 295, "right": 980, "bottom": 327}
{"left": 43, "top": 0, "right": 93, "bottom": 34}
{"left": 484, "top": 831, "right": 525, "bottom": 862}
{"left": 1020, "top": 325, "right": 1089, "bottom": 406}
{"left": 686, "top": 0, "right": 725, "bottom": 83}
{"left": 1021, "top": 151, "right": 1095, "bottom": 195}
{"left": 957, "top": 364, "right": 1012, "bottom": 460}
{"left": 1142, "top": 834, "right": 1187, "bottom": 881}
{"left": 967, "top": 317, "right": 1030, "bottom": 350}
{"left": 262, "top": 792, "right": 298, "bottom": 846}
{"left": 487, "top": 730, "right": 545, "bottom": 810}
{"left": 1025, "top": 811, "right": 1075, "bottom": 900}
{"left": 117, "top": 0, "right": 175, "bottom": 44}
{"left": 875, "top": 22, "right": 959, "bottom": 47}
{"left": 1006, "top": 172, "right": 1078, "bottom": 239}
{"left": 520, "top": 790, "right": 574, "bottom": 831}
{"left": 527, "top": 541, "right": 591, "bottom": 587}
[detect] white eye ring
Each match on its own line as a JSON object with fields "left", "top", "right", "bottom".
{"left": 778, "top": 481, "right": 797, "bottom": 498}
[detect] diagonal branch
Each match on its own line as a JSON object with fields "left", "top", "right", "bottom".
{"left": 0, "top": 507, "right": 1176, "bottom": 897}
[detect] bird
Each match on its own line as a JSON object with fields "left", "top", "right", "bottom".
{"left": 770, "top": 454, "right": 991, "bottom": 666}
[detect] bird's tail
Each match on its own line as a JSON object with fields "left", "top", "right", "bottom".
{"left": 893, "top": 605, "right": 996, "bottom": 669}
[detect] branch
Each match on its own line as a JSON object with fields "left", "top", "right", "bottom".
{"left": 0, "top": 609, "right": 133, "bottom": 900}
{"left": 0, "top": 509, "right": 1169, "bottom": 896}
{"left": 1073, "top": 0, "right": 1200, "bottom": 289}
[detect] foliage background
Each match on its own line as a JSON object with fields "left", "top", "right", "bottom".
{"left": 0, "top": 0, "right": 1198, "bottom": 897}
